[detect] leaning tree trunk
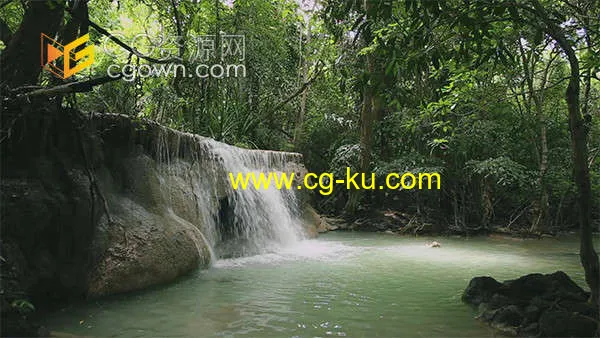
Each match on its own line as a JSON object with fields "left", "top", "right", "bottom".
{"left": 565, "top": 76, "right": 599, "bottom": 306}
{"left": 0, "top": 1, "right": 64, "bottom": 88}
{"left": 553, "top": 33, "right": 599, "bottom": 306}
{"left": 531, "top": 0, "right": 600, "bottom": 305}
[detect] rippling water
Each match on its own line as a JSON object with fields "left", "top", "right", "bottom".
{"left": 42, "top": 232, "right": 595, "bottom": 337}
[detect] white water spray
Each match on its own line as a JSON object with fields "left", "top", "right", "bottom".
{"left": 205, "top": 139, "right": 306, "bottom": 258}
{"left": 158, "top": 130, "right": 307, "bottom": 260}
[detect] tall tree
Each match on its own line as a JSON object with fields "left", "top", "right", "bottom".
{"left": 514, "top": 37, "right": 559, "bottom": 233}
{"left": 427, "top": 0, "right": 599, "bottom": 305}
{"left": 1, "top": 0, "right": 64, "bottom": 88}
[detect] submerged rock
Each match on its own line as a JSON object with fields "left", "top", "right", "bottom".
{"left": 463, "top": 271, "right": 598, "bottom": 337}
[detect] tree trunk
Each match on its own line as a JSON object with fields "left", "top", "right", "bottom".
{"left": 517, "top": 38, "right": 549, "bottom": 233}
{"left": 344, "top": 0, "right": 376, "bottom": 214}
{"left": 566, "top": 77, "right": 599, "bottom": 306}
{"left": 294, "top": 18, "right": 311, "bottom": 144}
{"left": 0, "top": 1, "right": 64, "bottom": 88}
{"left": 344, "top": 79, "right": 373, "bottom": 214}
{"left": 536, "top": 123, "right": 549, "bottom": 232}
{"left": 531, "top": 0, "right": 599, "bottom": 305}
{"left": 554, "top": 34, "right": 599, "bottom": 306}
{"left": 359, "top": 0, "right": 375, "bottom": 178}
{"left": 481, "top": 179, "right": 493, "bottom": 228}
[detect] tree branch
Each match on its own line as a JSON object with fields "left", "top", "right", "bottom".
{"left": 15, "top": 74, "right": 122, "bottom": 98}
{"left": 267, "top": 61, "right": 325, "bottom": 115}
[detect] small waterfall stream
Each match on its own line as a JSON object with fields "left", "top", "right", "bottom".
{"left": 207, "top": 140, "right": 306, "bottom": 258}
{"left": 158, "top": 131, "right": 307, "bottom": 260}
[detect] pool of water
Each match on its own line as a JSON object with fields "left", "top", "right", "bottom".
{"left": 42, "top": 232, "right": 596, "bottom": 337}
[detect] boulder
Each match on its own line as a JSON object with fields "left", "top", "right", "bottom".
{"left": 463, "top": 271, "right": 598, "bottom": 337}
{"left": 520, "top": 322, "right": 538, "bottom": 337}
{"left": 301, "top": 205, "right": 322, "bottom": 236}
{"left": 523, "top": 304, "right": 540, "bottom": 324}
{"left": 493, "top": 305, "right": 523, "bottom": 327}
{"left": 462, "top": 276, "right": 503, "bottom": 306}
{"left": 539, "top": 309, "right": 598, "bottom": 338}
{"left": 498, "top": 271, "right": 588, "bottom": 304}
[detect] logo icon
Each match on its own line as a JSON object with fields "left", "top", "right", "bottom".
{"left": 41, "top": 33, "right": 94, "bottom": 79}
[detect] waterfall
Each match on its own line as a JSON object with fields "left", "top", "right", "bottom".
{"left": 207, "top": 140, "right": 305, "bottom": 258}
{"left": 171, "top": 136, "right": 307, "bottom": 260}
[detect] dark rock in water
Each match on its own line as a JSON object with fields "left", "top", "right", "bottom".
{"left": 498, "top": 271, "right": 588, "bottom": 304}
{"left": 538, "top": 310, "right": 570, "bottom": 337}
{"left": 489, "top": 293, "right": 511, "bottom": 309}
{"left": 462, "top": 276, "right": 503, "bottom": 306}
{"left": 493, "top": 305, "right": 523, "bottom": 327}
{"left": 520, "top": 322, "right": 538, "bottom": 337}
{"left": 558, "top": 299, "right": 599, "bottom": 318}
{"left": 539, "top": 309, "right": 598, "bottom": 338}
{"left": 463, "top": 271, "right": 598, "bottom": 337}
{"left": 477, "top": 303, "right": 497, "bottom": 322}
{"left": 529, "top": 296, "right": 553, "bottom": 313}
{"left": 523, "top": 304, "right": 540, "bottom": 324}
{"left": 491, "top": 322, "right": 518, "bottom": 337}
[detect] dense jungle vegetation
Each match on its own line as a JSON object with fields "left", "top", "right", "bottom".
{"left": 3, "top": 0, "right": 598, "bottom": 232}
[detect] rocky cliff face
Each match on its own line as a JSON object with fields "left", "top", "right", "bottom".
{"left": 1, "top": 106, "right": 317, "bottom": 318}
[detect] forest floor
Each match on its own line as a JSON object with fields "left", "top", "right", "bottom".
{"left": 318, "top": 209, "right": 584, "bottom": 239}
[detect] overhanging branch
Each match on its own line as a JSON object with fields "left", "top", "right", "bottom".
{"left": 266, "top": 61, "right": 326, "bottom": 115}
{"left": 15, "top": 74, "right": 122, "bottom": 98}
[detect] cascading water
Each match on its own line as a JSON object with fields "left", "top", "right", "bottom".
{"left": 159, "top": 130, "right": 308, "bottom": 260}
{"left": 205, "top": 139, "right": 306, "bottom": 258}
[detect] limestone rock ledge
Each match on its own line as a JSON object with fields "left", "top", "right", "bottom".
{"left": 1, "top": 110, "right": 316, "bottom": 306}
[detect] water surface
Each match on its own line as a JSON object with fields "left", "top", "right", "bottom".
{"left": 43, "top": 232, "right": 595, "bottom": 337}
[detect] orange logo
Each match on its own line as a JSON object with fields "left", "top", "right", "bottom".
{"left": 41, "top": 33, "right": 94, "bottom": 79}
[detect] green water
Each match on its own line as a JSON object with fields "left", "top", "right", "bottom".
{"left": 43, "top": 232, "right": 595, "bottom": 337}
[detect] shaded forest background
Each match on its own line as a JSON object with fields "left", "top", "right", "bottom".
{"left": 4, "top": 0, "right": 598, "bottom": 234}
{"left": 1, "top": 1, "right": 599, "bottom": 236}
